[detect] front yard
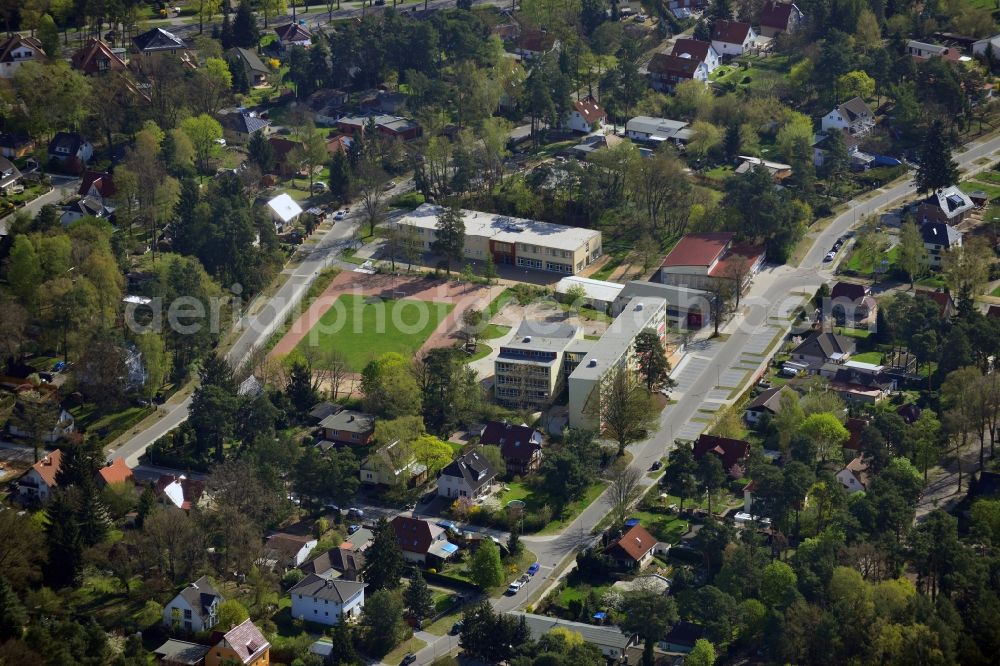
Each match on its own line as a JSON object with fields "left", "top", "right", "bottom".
{"left": 497, "top": 481, "right": 608, "bottom": 535}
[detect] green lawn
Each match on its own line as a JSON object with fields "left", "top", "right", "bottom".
{"left": 960, "top": 179, "right": 1000, "bottom": 200}
{"left": 484, "top": 289, "right": 514, "bottom": 320}
{"left": 481, "top": 324, "right": 511, "bottom": 340}
{"left": 298, "top": 294, "right": 454, "bottom": 371}
{"left": 834, "top": 327, "right": 872, "bottom": 339}
{"left": 498, "top": 481, "right": 608, "bottom": 535}
{"left": 702, "top": 165, "right": 733, "bottom": 182}
{"left": 991, "top": 284, "right": 1000, "bottom": 297}
{"left": 917, "top": 274, "right": 948, "bottom": 290}
{"left": 383, "top": 636, "right": 426, "bottom": 664}
{"left": 852, "top": 351, "right": 883, "bottom": 364}
{"left": 846, "top": 245, "right": 900, "bottom": 274}
{"left": 462, "top": 343, "right": 492, "bottom": 363}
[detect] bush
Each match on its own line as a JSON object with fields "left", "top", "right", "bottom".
{"left": 390, "top": 192, "right": 426, "bottom": 209}
{"left": 282, "top": 569, "right": 306, "bottom": 587}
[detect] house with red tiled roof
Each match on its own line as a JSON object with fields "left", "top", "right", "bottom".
{"left": 605, "top": 524, "right": 657, "bottom": 569}
{"left": 71, "top": 38, "right": 127, "bottom": 75}
{"left": 97, "top": 457, "right": 134, "bottom": 487}
{"left": 513, "top": 29, "right": 559, "bottom": 60}
{"left": 563, "top": 96, "right": 606, "bottom": 133}
{"left": 17, "top": 449, "right": 62, "bottom": 501}
{"left": 265, "top": 533, "right": 318, "bottom": 569}
{"left": 647, "top": 53, "right": 710, "bottom": 91}
{"left": 206, "top": 618, "right": 270, "bottom": 666}
{"left": 267, "top": 137, "right": 306, "bottom": 177}
{"left": 711, "top": 20, "right": 756, "bottom": 56}
{"left": 480, "top": 421, "right": 544, "bottom": 477}
{"left": 659, "top": 233, "right": 765, "bottom": 292}
{"left": 693, "top": 434, "right": 750, "bottom": 476}
{"left": 155, "top": 474, "right": 208, "bottom": 512}
{"left": 390, "top": 516, "right": 457, "bottom": 566}
{"left": 916, "top": 289, "right": 956, "bottom": 319}
{"left": 830, "top": 281, "right": 877, "bottom": 325}
{"left": 758, "top": 2, "right": 804, "bottom": 38}
{"left": 78, "top": 171, "right": 117, "bottom": 207}
{"left": 0, "top": 35, "right": 45, "bottom": 78}
{"left": 275, "top": 22, "right": 312, "bottom": 51}
{"left": 672, "top": 38, "right": 720, "bottom": 72}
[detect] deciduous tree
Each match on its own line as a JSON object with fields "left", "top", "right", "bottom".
{"left": 588, "top": 366, "right": 658, "bottom": 456}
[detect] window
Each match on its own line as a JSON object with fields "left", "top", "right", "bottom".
{"left": 184, "top": 609, "right": 192, "bottom": 619}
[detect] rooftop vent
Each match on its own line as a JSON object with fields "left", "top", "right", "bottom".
{"left": 523, "top": 336, "right": 532, "bottom": 343}
{"left": 635, "top": 303, "right": 644, "bottom": 311}
{"left": 588, "top": 359, "right": 598, "bottom": 368}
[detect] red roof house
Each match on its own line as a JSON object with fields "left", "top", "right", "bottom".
{"left": 605, "top": 524, "right": 658, "bottom": 569}
{"left": 97, "top": 457, "right": 134, "bottom": 486}
{"left": 480, "top": 421, "right": 543, "bottom": 477}
{"left": 71, "top": 38, "right": 126, "bottom": 75}
{"left": 659, "top": 233, "right": 764, "bottom": 291}
{"left": 758, "top": 2, "right": 805, "bottom": 38}
{"left": 693, "top": 434, "right": 750, "bottom": 476}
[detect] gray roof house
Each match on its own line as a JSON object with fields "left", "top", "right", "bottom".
{"left": 299, "top": 547, "right": 365, "bottom": 581}
{"left": 289, "top": 573, "right": 366, "bottom": 627}
{"left": 744, "top": 385, "right": 797, "bottom": 425}
{"left": 508, "top": 612, "right": 637, "bottom": 660}
{"left": 162, "top": 575, "right": 223, "bottom": 633}
{"left": 227, "top": 47, "right": 269, "bottom": 86}
{"left": 921, "top": 220, "right": 963, "bottom": 267}
{"left": 0, "top": 155, "right": 21, "bottom": 194}
{"left": 437, "top": 450, "right": 496, "bottom": 500}
{"left": 789, "top": 331, "right": 856, "bottom": 367}
{"left": 319, "top": 409, "right": 375, "bottom": 445}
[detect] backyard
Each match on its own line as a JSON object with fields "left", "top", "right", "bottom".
{"left": 296, "top": 293, "right": 454, "bottom": 371}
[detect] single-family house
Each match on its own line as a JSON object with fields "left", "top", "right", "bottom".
{"left": 391, "top": 516, "right": 458, "bottom": 566}
{"left": 513, "top": 29, "right": 559, "bottom": 60}
{"left": 289, "top": 573, "right": 365, "bottom": 626}
{"left": 659, "top": 621, "right": 705, "bottom": 654}
{"left": 917, "top": 289, "right": 957, "bottom": 319}
{"left": 906, "top": 40, "right": 962, "bottom": 61}
{"left": 624, "top": 116, "right": 692, "bottom": 144}
{"left": 758, "top": 1, "right": 804, "bottom": 38}
{"left": 897, "top": 403, "right": 922, "bottom": 424}
{"left": 267, "top": 137, "right": 306, "bottom": 177}
{"left": 97, "top": 457, "right": 133, "bottom": 487}
{"left": 837, "top": 456, "right": 870, "bottom": 493}
{"left": 658, "top": 232, "right": 765, "bottom": 292}
{"left": 480, "top": 421, "right": 544, "bottom": 477}
{"left": 920, "top": 221, "right": 963, "bottom": 267}
{"left": 734, "top": 155, "right": 792, "bottom": 181}
{"left": 510, "top": 612, "right": 637, "bottom": 660}
{"left": 310, "top": 89, "right": 350, "bottom": 126}
{"left": 16, "top": 449, "right": 62, "bottom": 502}
{"left": 693, "top": 434, "right": 751, "bottom": 476}
{"left": 916, "top": 186, "right": 974, "bottom": 226}
{"left": 326, "top": 133, "right": 353, "bottom": 156}
{"left": 973, "top": 34, "right": 1000, "bottom": 58}
{"left": 163, "top": 576, "right": 223, "bottom": 634}
{"left": 844, "top": 416, "right": 868, "bottom": 451}
{"left": 265, "top": 533, "right": 318, "bottom": 569}
{"left": 0, "top": 35, "right": 45, "bottom": 78}
{"left": 744, "top": 385, "right": 796, "bottom": 426}
{"left": 829, "top": 364, "right": 895, "bottom": 404}
{"left": 266, "top": 192, "right": 303, "bottom": 231}
{"left": 789, "top": 331, "right": 855, "bottom": 367}
{"left": 711, "top": 20, "right": 757, "bottom": 57}
{"left": 646, "top": 53, "right": 710, "bottom": 91}
{"left": 78, "top": 171, "right": 117, "bottom": 206}
{"left": 605, "top": 524, "right": 657, "bottom": 569}
{"left": 48, "top": 132, "right": 93, "bottom": 174}
{"left": 360, "top": 90, "right": 409, "bottom": 115}
{"left": 275, "top": 22, "right": 313, "bottom": 51}
{"left": 219, "top": 110, "right": 272, "bottom": 145}
{"left": 360, "top": 440, "right": 428, "bottom": 487}
{"left": 667, "top": 0, "right": 708, "bottom": 18}
{"left": 813, "top": 128, "right": 861, "bottom": 168}
{"left": 9, "top": 405, "right": 76, "bottom": 443}
{"left": 60, "top": 196, "right": 113, "bottom": 226}
{"left": 71, "top": 38, "right": 127, "bottom": 74}
{"left": 437, "top": 450, "right": 497, "bottom": 500}
{"left": 0, "top": 133, "right": 34, "bottom": 159}
{"left": 672, "top": 38, "right": 720, "bottom": 73}
{"left": 563, "top": 96, "right": 606, "bottom": 133}
{"left": 308, "top": 401, "right": 341, "bottom": 424}
{"left": 155, "top": 474, "right": 208, "bottom": 511}
{"left": 335, "top": 114, "right": 422, "bottom": 141}
{"left": 319, "top": 410, "right": 374, "bottom": 445}
{"left": 821, "top": 97, "right": 875, "bottom": 136}
{"left": 299, "top": 546, "right": 365, "bottom": 581}
{"left": 131, "top": 27, "right": 193, "bottom": 71}
{"left": 205, "top": 619, "right": 270, "bottom": 666}
{"left": 227, "top": 47, "right": 269, "bottom": 86}
{"left": 829, "top": 281, "right": 877, "bottom": 325}
{"left": 152, "top": 639, "right": 211, "bottom": 666}
{"left": 0, "top": 156, "right": 21, "bottom": 195}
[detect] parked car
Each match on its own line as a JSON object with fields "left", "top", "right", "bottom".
{"left": 312, "top": 182, "right": 327, "bottom": 192}
{"left": 823, "top": 252, "right": 836, "bottom": 262}
{"left": 518, "top": 573, "right": 530, "bottom": 585}
{"left": 334, "top": 211, "right": 345, "bottom": 220}
{"left": 528, "top": 562, "right": 540, "bottom": 575}
{"left": 650, "top": 460, "right": 663, "bottom": 471}
{"left": 348, "top": 524, "right": 361, "bottom": 535}
{"left": 400, "top": 653, "right": 416, "bottom": 665}
{"left": 506, "top": 581, "right": 523, "bottom": 595}
{"left": 449, "top": 621, "right": 464, "bottom": 635}
{"left": 383, "top": 180, "right": 396, "bottom": 190}
{"left": 347, "top": 507, "right": 364, "bottom": 519}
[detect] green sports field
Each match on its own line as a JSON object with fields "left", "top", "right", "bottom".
{"left": 298, "top": 294, "right": 454, "bottom": 371}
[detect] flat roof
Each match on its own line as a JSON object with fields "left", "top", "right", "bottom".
{"left": 569, "top": 297, "right": 667, "bottom": 382}
{"left": 508, "top": 612, "right": 635, "bottom": 650}
{"left": 399, "top": 204, "right": 600, "bottom": 252}
{"left": 556, "top": 275, "right": 625, "bottom": 303}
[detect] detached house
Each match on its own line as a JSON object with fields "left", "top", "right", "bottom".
{"left": 837, "top": 456, "right": 871, "bottom": 493}
{"left": 647, "top": 53, "right": 709, "bottom": 91}
{"left": 391, "top": 516, "right": 458, "bottom": 566}
{"left": 0, "top": 35, "right": 45, "bottom": 78}
{"left": 265, "top": 192, "right": 303, "bottom": 232}
{"left": 48, "top": 132, "right": 93, "bottom": 175}
{"left": 16, "top": 449, "right": 63, "bottom": 502}
{"left": 693, "top": 434, "right": 750, "bottom": 477}
{"left": 205, "top": 619, "right": 270, "bottom": 666}
{"left": 673, "top": 38, "right": 720, "bottom": 73}
{"left": 78, "top": 171, "right": 117, "bottom": 207}
{"left": 163, "top": 576, "right": 223, "bottom": 633}
{"left": 219, "top": 110, "right": 272, "bottom": 145}
{"left": 744, "top": 385, "right": 796, "bottom": 426}
{"left": 0, "top": 132, "right": 34, "bottom": 159}
{"left": 563, "top": 96, "right": 606, "bottom": 133}
{"left": 0, "top": 156, "right": 21, "bottom": 195}
{"left": 916, "top": 186, "right": 974, "bottom": 226}
{"left": 156, "top": 474, "right": 208, "bottom": 511}
{"left": 921, "top": 221, "right": 963, "bottom": 267}
{"left": 289, "top": 573, "right": 365, "bottom": 626}
{"left": 438, "top": 450, "right": 497, "bottom": 500}
{"left": 514, "top": 29, "right": 559, "bottom": 60}
{"left": 96, "top": 457, "right": 133, "bottom": 487}
{"left": 758, "top": 1, "right": 804, "bottom": 38}
{"left": 275, "top": 22, "right": 313, "bottom": 51}
{"left": 829, "top": 281, "right": 877, "bottom": 325}
{"left": 605, "top": 524, "right": 658, "bottom": 569}
{"left": 319, "top": 410, "right": 375, "bottom": 445}
{"left": 480, "top": 421, "right": 544, "bottom": 477}
{"left": 227, "top": 47, "right": 270, "bottom": 86}
{"left": 359, "top": 440, "right": 427, "bottom": 487}
{"left": 300, "top": 547, "right": 365, "bottom": 581}
{"left": 790, "top": 331, "right": 855, "bottom": 367}
{"left": 71, "top": 38, "right": 127, "bottom": 75}
{"left": 265, "top": 533, "right": 318, "bottom": 569}
{"left": 711, "top": 20, "right": 757, "bottom": 57}
{"left": 131, "top": 27, "right": 194, "bottom": 71}
{"left": 821, "top": 97, "right": 875, "bottom": 136}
